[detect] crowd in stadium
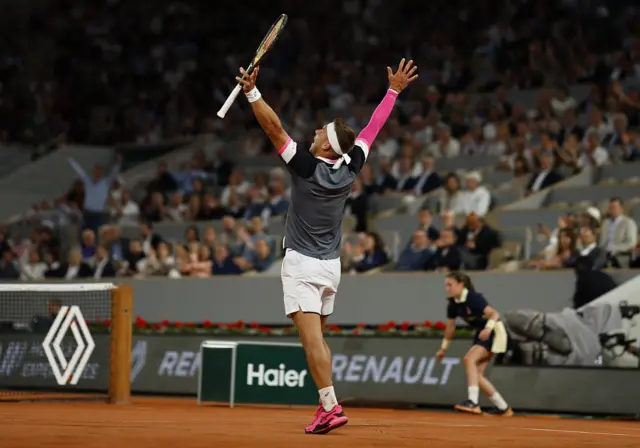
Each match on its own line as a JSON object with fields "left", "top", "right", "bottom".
{"left": 0, "top": 0, "right": 639, "bottom": 280}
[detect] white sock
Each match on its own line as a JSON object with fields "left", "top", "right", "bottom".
{"left": 319, "top": 386, "right": 338, "bottom": 412}
{"left": 468, "top": 386, "right": 479, "bottom": 405}
{"left": 489, "top": 392, "right": 508, "bottom": 411}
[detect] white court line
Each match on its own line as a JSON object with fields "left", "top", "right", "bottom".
{"left": 522, "top": 428, "right": 640, "bottom": 438}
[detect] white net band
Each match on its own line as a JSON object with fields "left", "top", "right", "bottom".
{"left": 0, "top": 283, "right": 116, "bottom": 293}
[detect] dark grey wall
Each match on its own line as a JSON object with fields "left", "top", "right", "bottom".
{"left": 123, "top": 270, "right": 639, "bottom": 324}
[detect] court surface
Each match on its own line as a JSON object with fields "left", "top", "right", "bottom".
{"left": 0, "top": 397, "right": 638, "bottom": 447}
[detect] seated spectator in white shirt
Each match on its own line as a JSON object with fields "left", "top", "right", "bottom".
{"left": 427, "top": 124, "right": 461, "bottom": 158}
{"left": 577, "top": 133, "right": 610, "bottom": 169}
{"left": 460, "top": 171, "right": 492, "bottom": 217}
{"left": 20, "top": 250, "right": 48, "bottom": 281}
{"left": 526, "top": 152, "right": 564, "bottom": 195}
{"left": 550, "top": 85, "right": 577, "bottom": 117}
{"left": 220, "top": 169, "right": 250, "bottom": 207}
{"left": 375, "top": 127, "right": 399, "bottom": 160}
{"left": 582, "top": 108, "right": 611, "bottom": 144}
{"left": 111, "top": 189, "right": 140, "bottom": 224}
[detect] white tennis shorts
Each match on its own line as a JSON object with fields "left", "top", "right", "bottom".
{"left": 281, "top": 249, "right": 341, "bottom": 317}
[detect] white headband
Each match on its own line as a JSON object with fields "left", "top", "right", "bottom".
{"left": 326, "top": 122, "right": 343, "bottom": 156}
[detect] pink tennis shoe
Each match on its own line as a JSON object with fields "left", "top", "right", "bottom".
{"left": 304, "top": 404, "right": 349, "bottom": 435}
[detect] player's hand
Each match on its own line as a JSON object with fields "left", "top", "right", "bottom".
{"left": 387, "top": 58, "right": 419, "bottom": 93}
{"left": 436, "top": 349, "right": 446, "bottom": 361}
{"left": 478, "top": 329, "right": 492, "bottom": 341}
{"left": 236, "top": 66, "right": 260, "bottom": 93}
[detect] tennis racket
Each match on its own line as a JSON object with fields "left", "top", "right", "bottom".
{"left": 216, "top": 14, "right": 288, "bottom": 119}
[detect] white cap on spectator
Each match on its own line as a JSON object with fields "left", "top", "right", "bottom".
{"left": 585, "top": 207, "right": 601, "bottom": 223}
{"left": 465, "top": 171, "right": 483, "bottom": 183}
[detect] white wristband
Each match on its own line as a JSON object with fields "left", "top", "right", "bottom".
{"left": 245, "top": 87, "right": 261, "bottom": 103}
{"left": 441, "top": 339, "right": 450, "bottom": 350}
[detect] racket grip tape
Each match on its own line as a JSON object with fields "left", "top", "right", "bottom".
{"left": 217, "top": 84, "right": 243, "bottom": 119}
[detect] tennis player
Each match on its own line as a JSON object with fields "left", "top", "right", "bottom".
{"left": 235, "top": 59, "right": 418, "bottom": 434}
{"left": 437, "top": 271, "right": 514, "bottom": 417}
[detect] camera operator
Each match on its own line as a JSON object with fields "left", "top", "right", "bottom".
{"left": 565, "top": 226, "right": 617, "bottom": 308}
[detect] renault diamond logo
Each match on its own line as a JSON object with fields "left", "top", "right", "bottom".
{"left": 42, "top": 305, "right": 95, "bottom": 386}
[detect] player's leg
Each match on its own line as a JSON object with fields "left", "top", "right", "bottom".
{"left": 478, "top": 358, "right": 513, "bottom": 416}
{"left": 455, "top": 344, "right": 488, "bottom": 414}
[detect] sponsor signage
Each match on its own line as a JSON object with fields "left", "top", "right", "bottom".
{"left": 1, "top": 333, "right": 638, "bottom": 415}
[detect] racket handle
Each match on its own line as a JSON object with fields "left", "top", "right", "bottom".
{"left": 217, "top": 84, "right": 243, "bottom": 119}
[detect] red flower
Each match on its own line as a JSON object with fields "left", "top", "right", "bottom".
{"left": 259, "top": 327, "right": 271, "bottom": 333}
{"left": 202, "top": 320, "right": 213, "bottom": 328}
{"left": 162, "top": 319, "right": 171, "bottom": 327}
{"left": 154, "top": 324, "right": 163, "bottom": 330}
{"left": 424, "top": 320, "right": 433, "bottom": 328}
{"left": 434, "top": 321, "right": 446, "bottom": 330}
{"left": 236, "top": 320, "right": 245, "bottom": 328}
{"left": 387, "top": 321, "right": 397, "bottom": 328}
{"left": 104, "top": 319, "right": 111, "bottom": 327}
{"left": 174, "top": 321, "right": 184, "bottom": 328}
{"left": 400, "top": 321, "right": 411, "bottom": 331}
{"left": 249, "top": 322, "right": 260, "bottom": 329}
{"left": 186, "top": 322, "right": 195, "bottom": 328}
{"left": 218, "top": 323, "right": 227, "bottom": 329}
{"left": 135, "top": 316, "right": 147, "bottom": 328}
{"left": 377, "top": 324, "right": 388, "bottom": 332}
{"left": 353, "top": 329, "right": 360, "bottom": 336}
{"left": 356, "top": 322, "right": 366, "bottom": 328}
{"left": 328, "top": 324, "right": 340, "bottom": 332}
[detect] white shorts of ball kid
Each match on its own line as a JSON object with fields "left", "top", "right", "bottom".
{"left": 281, "top": 249, "right": 341, "bottom": 317}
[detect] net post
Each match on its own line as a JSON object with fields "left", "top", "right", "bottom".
{"left": 109, "top": 284, "right": 133, "bottom": 405}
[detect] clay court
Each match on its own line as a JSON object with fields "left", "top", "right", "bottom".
{"left": 0, "top": 397, "right": 638, "bottom": 447}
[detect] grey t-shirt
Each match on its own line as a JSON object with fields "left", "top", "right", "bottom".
{"left": 279, "top": 138, "right": 369, "bottom": 260}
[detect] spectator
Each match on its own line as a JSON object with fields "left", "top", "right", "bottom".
{"left": 20, "top": 250, "right": 48, "bottom": 281}
{"left": 345, "top": 178, "right": 369, "bottom": 233}
{"left": 142, "top": 192, "right": 166, "bottom": 222}
{"left": 46, "top": 249, "right": 93, "bottom": 279}
{"left": 111, "top": 189, "right": 141, "bottom": 224}
{"left": 92, "top": 245, "right": 117, "bottom": 279}
{"left": 395, "top": 230, "right": 434, "bottom": 272}
{"left": 582, "top": 108, "right": 610, "bottom": 144}
{"left": 427, "top": 124, "right": 460, "bottom": 159}
{"left": 457, "top": 213, "right": 502, "bottom": 270}
{"left": 438, "top": 173, "right": 465, "bottom": 215}
{"left": 577, "top": 133, "right": 610, "bottom": 169}
{"left": 602, "top": 113, "right": 629, "bottom": 148}
{"left": 140, "top": 220, "right": 162, "bottom": 255}
{"left": 425, "top": 228, "right": 463, "bottom": 272}
{"left": 199, "top": 193, "right": 227, "bottom": 220}
{"left": 145, "top": 161, "right": 178, "bottom": 199}
{"left": 566, "top": 226, "right": 616, "bottom": 308}
{"left": 80, "top": 229, "right": 97, "bottom": 260}
{"left": 182, "top": 246, "right": 213, "bottom": 278}
{"left": 354, "top": 232, "right": 389, "bottom": 273}
{"left": 375, "top": 159, "right": 398, "bottom": 194}
{"left": 0, "top": 250, "right": 20, "bottom": 279}
{"left": 212, "top": 245, "right": 243, "bottom": 276}
{"left": 166, "top": 192, "right": 188, "bottom": 222}
{"left": 375, "top": 127, "right": 399, "bottom": 160}
{"left": 550, "top": 85, "right": 577, "bottom": 118}
{"left": 560, "top": 110, "right": 584, "bottom": 144}
{"left": 359, "top": 164, "right": 380, "bottom": 196}
{"left": 417, "top": 208, "right": 440, "bottom": 242}
{"left": 68, "top": 154, "right": 122, "bottom": 232}
{"left": 413, "top": 155, "right": 442, "bottom": 195}
{"left": 124, "top": 240, "right": 146, "bottom": 276}
{"left": 526, "top": 152, "right": 564, "bottom": 195}
{"left": 242, "top": 237, "right": 276, "bottom": 273}
{"left": 528, "top": 228, "right": 577, "bottom": 270}
{"left": 201, "top": 226, "right": 217, "bottom": 252}
{"left": 600, "top": 198, "right": 638, "bottom": 268}
{"left": 221, "top": 170, "right": 250, "bottom": 208}
{"left": 460, "top": 171, "right": 492, "bottom": 217}
{"left": 265, "top": 175, "right": 290, "bottom": 221}
{"left": 393, "top": 155, "right": 419, "bottom": 193}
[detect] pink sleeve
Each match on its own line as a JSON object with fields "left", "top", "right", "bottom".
{"left": 355, "top": 89, "right": 399, "bottom": 157}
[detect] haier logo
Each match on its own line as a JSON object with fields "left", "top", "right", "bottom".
{"left": 246, "top": 363, "right": 308, "bottom": 387}
{"left": 332, "top": 354, "right": 459, "bottom": 385}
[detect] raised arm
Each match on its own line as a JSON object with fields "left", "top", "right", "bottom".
{"left": 68, "top": 157, "right": 90, "bottom": 184}
{"left": 236, "top": 67, "right": 289, "bottom": 150}
{"left": 105, "top": 154, "right": 123, "bottom": 184}
{"left": 350, "top": 59, "right": 418, "bottom": 170}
